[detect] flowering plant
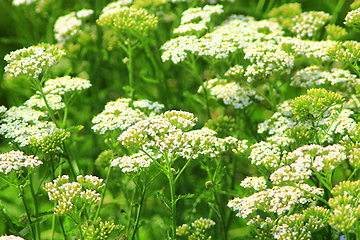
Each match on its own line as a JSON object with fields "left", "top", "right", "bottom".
{"left": 2, "top": 0, "right": 360, "bottom": 239}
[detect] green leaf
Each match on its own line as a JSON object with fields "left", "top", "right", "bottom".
{"left": 156, "top": 191, "right": 171, "bottom": 211}
{"left": 141, "top": 76, "right": 160, "bottom": 83}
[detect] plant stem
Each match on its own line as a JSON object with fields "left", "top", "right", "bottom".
{"left": 168, "top": 171, "right": 177, "bottom": 240}
{"left": 94, "top": 166, "right": 112, "bottom": 220}
{"left": 130, "top": 180, "right": 147, "bottom": 240}
{"left": 29, "top": 174, "right": 41, "bottom": 240}
{"left": 18, "top": 185, "right": 36, "bottom": 240}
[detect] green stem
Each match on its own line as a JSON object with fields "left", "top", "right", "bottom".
{"left": 19, "top": 185, "right": 37, "bottom": 240}
{"left": 94, "top": 166, "right": 112, "bottom": 220}
{"left": 168, "top": 171, "right": 177, "bottom": 240}
{"left": 329, "top": 0, "right": 346, "bottom": 25}
{"left": 29, "top": 174, "right": 40, "bottom": 240}
{"left": 34, "top": 78, "right": 61, "bottom": 128}
{"left": 142, "top": 39, "right": 170, "bottom": 106}
{"left": 130, "top": 180, "right": 147, "bottom": 240}
{"left": 186, "top": 56, "right": 211, "bottom": 119}
{"left": 205, "top": 162, "right": 227, "bottom": 240}
{"left": 127, "top": 41, "right": 135, "bottom": 107}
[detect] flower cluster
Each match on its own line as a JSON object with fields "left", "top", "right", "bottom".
{"left": 249, "top": 141, "right": 286, "bottom": 170}
{"left": 92, "top": 98, "right": 164, "bottom": 135}
{"left": 290, "top": 66, "right": 359, "bottom": 97}
{"left": 251, "top": 206, "right": 328, "bottom": 240}
{"left": 290, "top": 11, "right": 331, "bottom": 39}
{"left": 199, "top": 78, "right": 263, "bottom": 109}
{"left": 173, "top": 5, "right": 223, "bottom": 35}
{"left": 270, "top": 144, "right": 346, "bottom": 185}
{"left": 329, "top": 40, "right": 360, "bottom": 64}
{"left": 280, "top": 37, "right": 336, "bottom": 62}
{"left": 244, "top": 40, "right": 294, "bottom": 82}
{"left": 258, "top": 89, "right": 354, "bottom": 147}
{"left": 228, "top": 184, "right": 324, "bottom": 220}
{"left": 115, "top": 110, "right": 247, "bottom": 170}
{"left": 4, "top": 43, "right": 66, "bottom": 79}
{"left": 176, "top": 218, "right": 215, "bottom": 239}
{"left": 161, "top": 16, "right": 284, "bottom": 63}
{"left": 42, "top": 76, "right": 92, "bottom": 95}
{"left": 43, "top": 175, "right": 105, "bottom": 215}
{"left": 0, "top": 150, "right": 42, "bottom": 175}
{"left": 0, "top": 105, "right": 62, "bottom": 147}
{"left": 345, "top": 8, "right": 360, "bottom": 29}
{"left": 24, "top": 93, "right": 65, "bottom": 110}
{"left": 111, "top": 149, "right": 161, "bottom": 173}
{"left": 240, "top": 176, "right": 267, "bottom": 191}
{"left": 54, "top": 9, "right": 94, "bottom": 44}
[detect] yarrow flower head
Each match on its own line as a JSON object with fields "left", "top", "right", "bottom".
{"left": 92, "top": 98, "right": 164, "bottom": 135}
{"left": 54, "top": 9, "right": 94, "bottom": 44}
{"left": 345, "top": 8, "right": 360, "bottom": 31}
{"left": 269, "top": 144, "right": 346, "bottom": 185}
{"left": 290, "top": 66, "right": 359, "bottom": 97}
{"left": 0, "top": 150, "right": 42, "bottom": 174}
{"left": 0, "top": 105, "right": 64, "bottom": 147}
{"left": 228, "top": 184, "right": 324, "bottom": 220}
{"left": 290, "top": 11, "right": 331, "bottom": 39}
{"left": 240, "top": 176, "right": 267, "bottom": 191}
{"left": 44, "top": 175, "right": 104, "bottom": 215}
{"left": 161, "top": 16, "right": 284, "bottom": 64}
{"left": 42, "top": 76, "right": 92, "bottom": 95}
{"left": 199, "top": 78, "right": 263, "bottom": 109}
{"left": 173, "top": 5, "right": 223, "bottom": 35}
{"left": 4, "top": 43, "right": 66, "bottom": 80}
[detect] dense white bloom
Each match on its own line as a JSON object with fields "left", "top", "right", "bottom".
{"left": 0, "top": 150, "right": 42, "bottom": 174}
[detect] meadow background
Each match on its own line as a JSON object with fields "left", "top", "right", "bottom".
{"left": 0, "top": 0, "right": 360, "bottom": 239}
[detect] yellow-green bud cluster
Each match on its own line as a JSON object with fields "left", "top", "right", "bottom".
{"left": 204, "top": 115, "right": 235, "bottom": 138}
{"left": 325, "top": 24, "right": 348, "bottom": 40}
{"left": 4, "top": 43, "right": 66, "bottom": 80}
{"left": 30, "top": 129, "right": 70, "bottom": 154}
{"left": 82, "top": 217, "right": 118, "bottom": 240}
{"left": 97, "top": 6, "right": 158, "bottom": 38}
{"left": 351, "top": 0, "right": 360, "bottom": 10}
{"left": 329, "top": 40, "right": 360, "bottom": 64}
{"left": 328, "top": 180, "right": 360, "bottom": 232}
{"left": 292, "top": 88, "right": 344, "bottom": 122}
